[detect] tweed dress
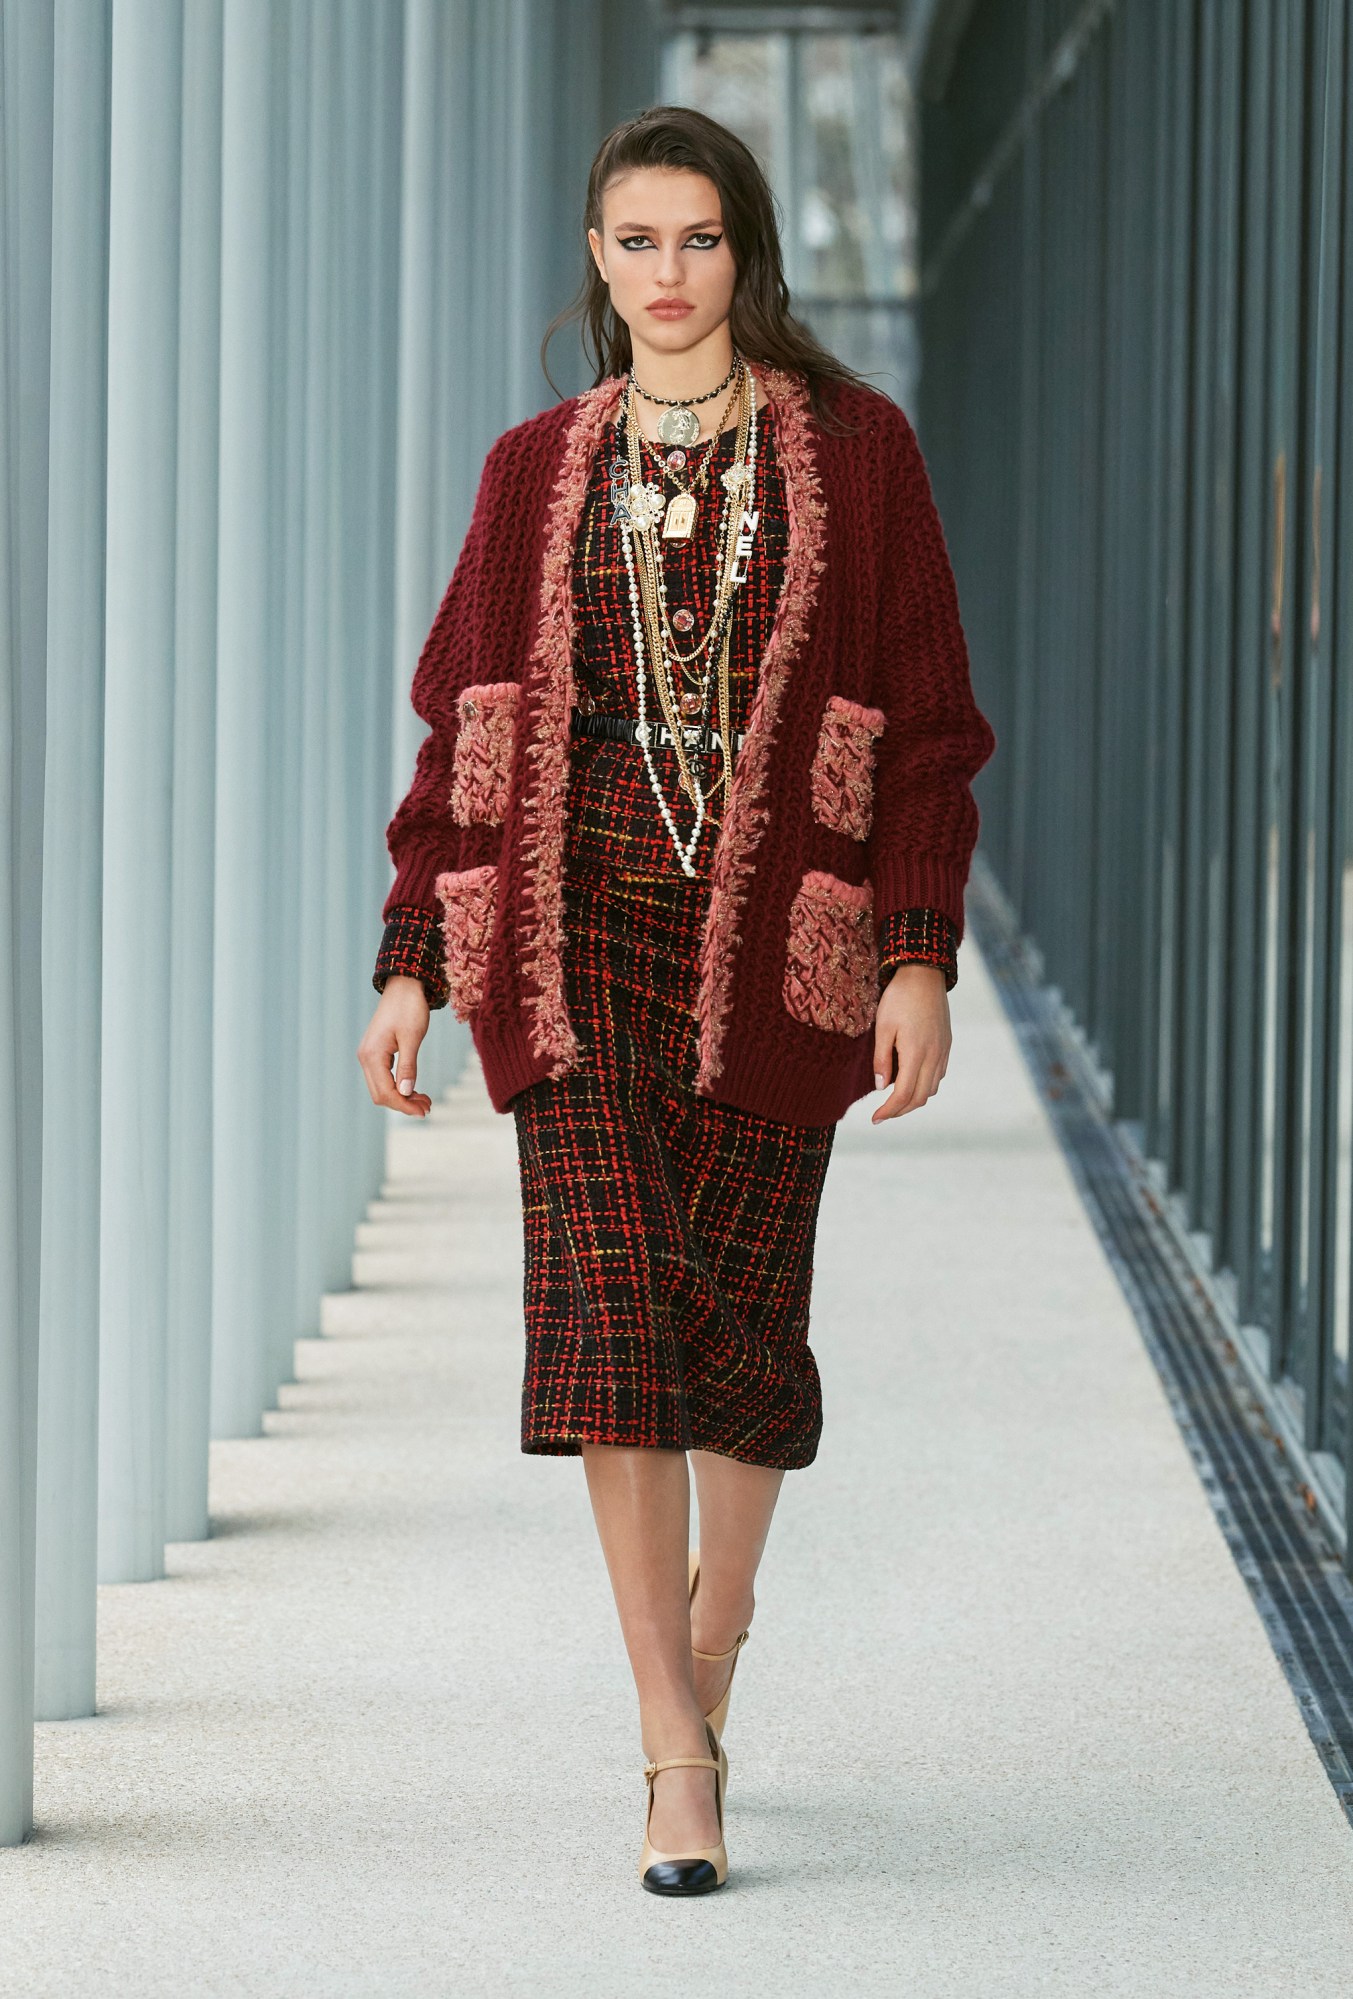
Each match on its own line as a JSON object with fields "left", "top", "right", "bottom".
{"left": 513, "top": 406, "right": 836, "bottom": 1469}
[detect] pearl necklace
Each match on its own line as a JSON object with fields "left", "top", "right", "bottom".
{"left": 620, "top": 515, "right": 705, "bottom": 876}
{"left": 618, "top": 380, "right": 759, "bottom": 875}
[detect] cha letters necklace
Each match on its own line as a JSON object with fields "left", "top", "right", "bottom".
{"left": 617, "top": 358, "right": 760, "bottom": 875}
{"left": 629, "top": 352, "right": 740, "bottom": 450}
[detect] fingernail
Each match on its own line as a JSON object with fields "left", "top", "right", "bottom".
{"left": 874, "top": 1073, "right": 885, "bottom": 1090}
{"left": 398, "top": 1079, "right": 413, "bottom": 1096}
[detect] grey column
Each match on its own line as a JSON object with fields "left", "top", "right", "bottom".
{"left": 321, "top": 0, "right": 363, "bottom": 1295}
{"left": 292, "top": 0, "right": 339, "bottom": 1336}
{"left": 165, "top": 0, "right": 222, "bottom": 1541}
{"left": 387, "top": 0, "right": 441, "bottom": 1097}
{"left": 429, "top": 0, "right": 476, "bottom": 1091}
{"left": 0, "top": 0, "right": 54, "bottom": 1850}
{"left": 320, "top": 0, "right": 394, "bottom": 1291}
{"left": 265, "top": 0, "right": 307, "bottom": 1395}
{"left": 0, "top": 327, "right": 30, "bottom": 1833}
{"left": 212, "top": 0, "right": 276, "bottom": 1438}
{"left": 97, "top": 0, "right": 183, "bottom": 1584}
{"left": 348, "top": 0, "right": 402, "bottom": 1238}
{"left": 391, "top": 0, "right": 439, "bottom": 802}
{"left": 34, "top": 0, "right": 111, "bottom": 1714}
{"left": 389, "top": 0, "right": 460, "bottom": 1098}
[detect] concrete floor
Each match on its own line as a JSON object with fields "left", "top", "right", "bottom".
{"left": 5, "top": 940, "right": 1353, "bottom": 1997}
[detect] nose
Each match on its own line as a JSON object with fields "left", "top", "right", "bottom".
{"left": 654, "top": 243, "right": 685, "bottom": 288}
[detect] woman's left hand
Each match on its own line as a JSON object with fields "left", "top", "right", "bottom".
{"left": 870, "top": 963, "right": 951, "bottom": 1123}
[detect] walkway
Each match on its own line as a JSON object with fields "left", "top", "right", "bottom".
{"left": 5, "top": 943, "right": 1353, "bottom": 1997}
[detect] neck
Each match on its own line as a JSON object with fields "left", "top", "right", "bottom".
{"left": 627, "top": 324, "right": 736, "bottom": 403}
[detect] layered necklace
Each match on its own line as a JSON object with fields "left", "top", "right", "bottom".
{"left": 630, "top": 352, "right": 739, "bottom": 450}
{"left": 617, "top": 354, "right": 760, "bottom": 876}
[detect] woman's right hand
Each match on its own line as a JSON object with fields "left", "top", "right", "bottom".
{"left": 357, "top": 977, "right": 434, "bottom": 1118}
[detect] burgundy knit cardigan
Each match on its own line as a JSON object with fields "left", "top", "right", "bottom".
{"left": 381, "top": 367, "right": 996, "bottom": 1127}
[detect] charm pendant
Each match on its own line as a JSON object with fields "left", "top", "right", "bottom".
{"left": 624, "top": 481, "right": 666, "bottom": 534}
{"left": 657, "top": 405, "right": 700, "bottom": 448}
{"left": 662, "top": 492, "right": 697, "bottom": 539}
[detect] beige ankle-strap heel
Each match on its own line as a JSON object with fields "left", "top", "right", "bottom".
{"left": 638, "top": 1720, "right": 729, "bottom": 1896}
{"left": 688, "top": 1549, "right": 751, "bottom": 1742}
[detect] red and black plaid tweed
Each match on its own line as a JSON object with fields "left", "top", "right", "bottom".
{"left": 515, "top": 409, "right": 833, "bottom": 1467}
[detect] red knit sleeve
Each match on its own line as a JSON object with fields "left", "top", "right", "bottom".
{"left": 380, "top": 437, "right": 506, "bottom": 921}
{"left": 865, "top": 408, "right": 996, "bottom": 944}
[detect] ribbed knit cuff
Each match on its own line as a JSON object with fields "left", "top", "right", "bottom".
{"left": 373, "top": 903, "right": 450, "bottom": 1011}
{"left": 878, "top": 907, "right": 958, "bottom": 992}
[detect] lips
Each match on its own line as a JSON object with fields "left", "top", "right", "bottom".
{"left": 646, "top": 300, "right": 694, "bottom": 318}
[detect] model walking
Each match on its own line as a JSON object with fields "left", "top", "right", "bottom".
{"left": 359, "top": 105, "right": 995, "bottom": 1895}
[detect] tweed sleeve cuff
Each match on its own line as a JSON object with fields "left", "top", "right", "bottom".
{"left": 878, "top": 907, "right": 959, "bottom": 992}
{"left": 373, "top": 903, "right": 450, "bottom": 1011}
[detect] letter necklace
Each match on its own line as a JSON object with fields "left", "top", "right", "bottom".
{"left": 617, "top": 359, "right": 759, "bottom": 875}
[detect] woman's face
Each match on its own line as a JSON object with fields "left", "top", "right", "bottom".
{"left": 587, "top": 167, "right": 737, "bottom": 360}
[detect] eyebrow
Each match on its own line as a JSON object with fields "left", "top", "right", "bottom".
{"left": 612, "top": 218, "right": 723, "bottom": 232}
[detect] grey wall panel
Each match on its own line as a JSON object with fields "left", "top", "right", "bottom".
{"left": 920, "top": 0, "right": 1353, "bottom": 1546}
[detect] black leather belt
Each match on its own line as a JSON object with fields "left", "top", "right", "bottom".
{"left": 570, "top": 709, "right": 745, "bottom": 755}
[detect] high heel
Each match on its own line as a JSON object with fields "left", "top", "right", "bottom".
{"left": 638, "top": 1720, "right": 728, "bottom": 1896}
{"left": 688, "top": 1549, "right": 750, "bottom": 1741}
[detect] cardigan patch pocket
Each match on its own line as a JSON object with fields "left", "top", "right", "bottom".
{"left": 783, "top": 870, "right": 879, "bottom": 1039}
{"left": 809, "top": 695, "right": 886, "bottom": 841}
{"left": 450, "top": 681, "right": 519, "bottom": 826}
{"left": 434, "top": 863, "right": 499, "bottom": 1019}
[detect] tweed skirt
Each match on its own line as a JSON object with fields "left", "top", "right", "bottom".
{"left": 512, "top": 749, "right": 834, "bottom": 1469}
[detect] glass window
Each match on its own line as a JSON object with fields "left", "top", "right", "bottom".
{"left": 663, "top": 28, "right": 918, "bottom": 405}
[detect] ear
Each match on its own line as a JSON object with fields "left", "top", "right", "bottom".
{"left": 586, "top": 225, "right": 607, "bottom": 284}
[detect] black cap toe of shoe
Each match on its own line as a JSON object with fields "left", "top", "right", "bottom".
{"left": 641, "top": 1858, "right": 721, "bottom": 1896}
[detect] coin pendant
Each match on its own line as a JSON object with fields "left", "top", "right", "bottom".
{"left": 657, "top": 405, "right": 700, "bottom": 448}
{"left": 662, "top": 492, "right": 697, "bottom": 539}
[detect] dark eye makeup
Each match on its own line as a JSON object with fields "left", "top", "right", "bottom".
{"left": 617, "top": 231, "right": 724, "bottom": 251}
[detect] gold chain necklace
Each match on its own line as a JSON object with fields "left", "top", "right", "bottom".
{"left": 636, "top": 375, "right": 741, "bottom": 541}
{"left": 620, "top": 361, "right": 758, "bottom": 820}
{"left": 629, "top": 352, "right": 740, "bottom": 448}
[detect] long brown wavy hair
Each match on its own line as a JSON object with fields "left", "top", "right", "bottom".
{"left": 541, "top": 104, "right": 873, "bottom": 432}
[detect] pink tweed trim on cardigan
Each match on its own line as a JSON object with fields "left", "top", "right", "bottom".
{"left": 515, "top": 376, "right": 625, "bottom": 1075}
{"left": 695, "top": 367, "right": 828, "bottom": 1092}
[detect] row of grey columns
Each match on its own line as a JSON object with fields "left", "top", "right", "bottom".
{"left": 1, "top": 0, "right": 655, "bottom": 1849}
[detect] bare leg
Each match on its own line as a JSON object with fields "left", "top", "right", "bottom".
{"left": 580, "top": 1444, "right": 721, "bottom": 1852}
{"left": 689, "top": 1450, "right": 784, "bottom": 1717}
